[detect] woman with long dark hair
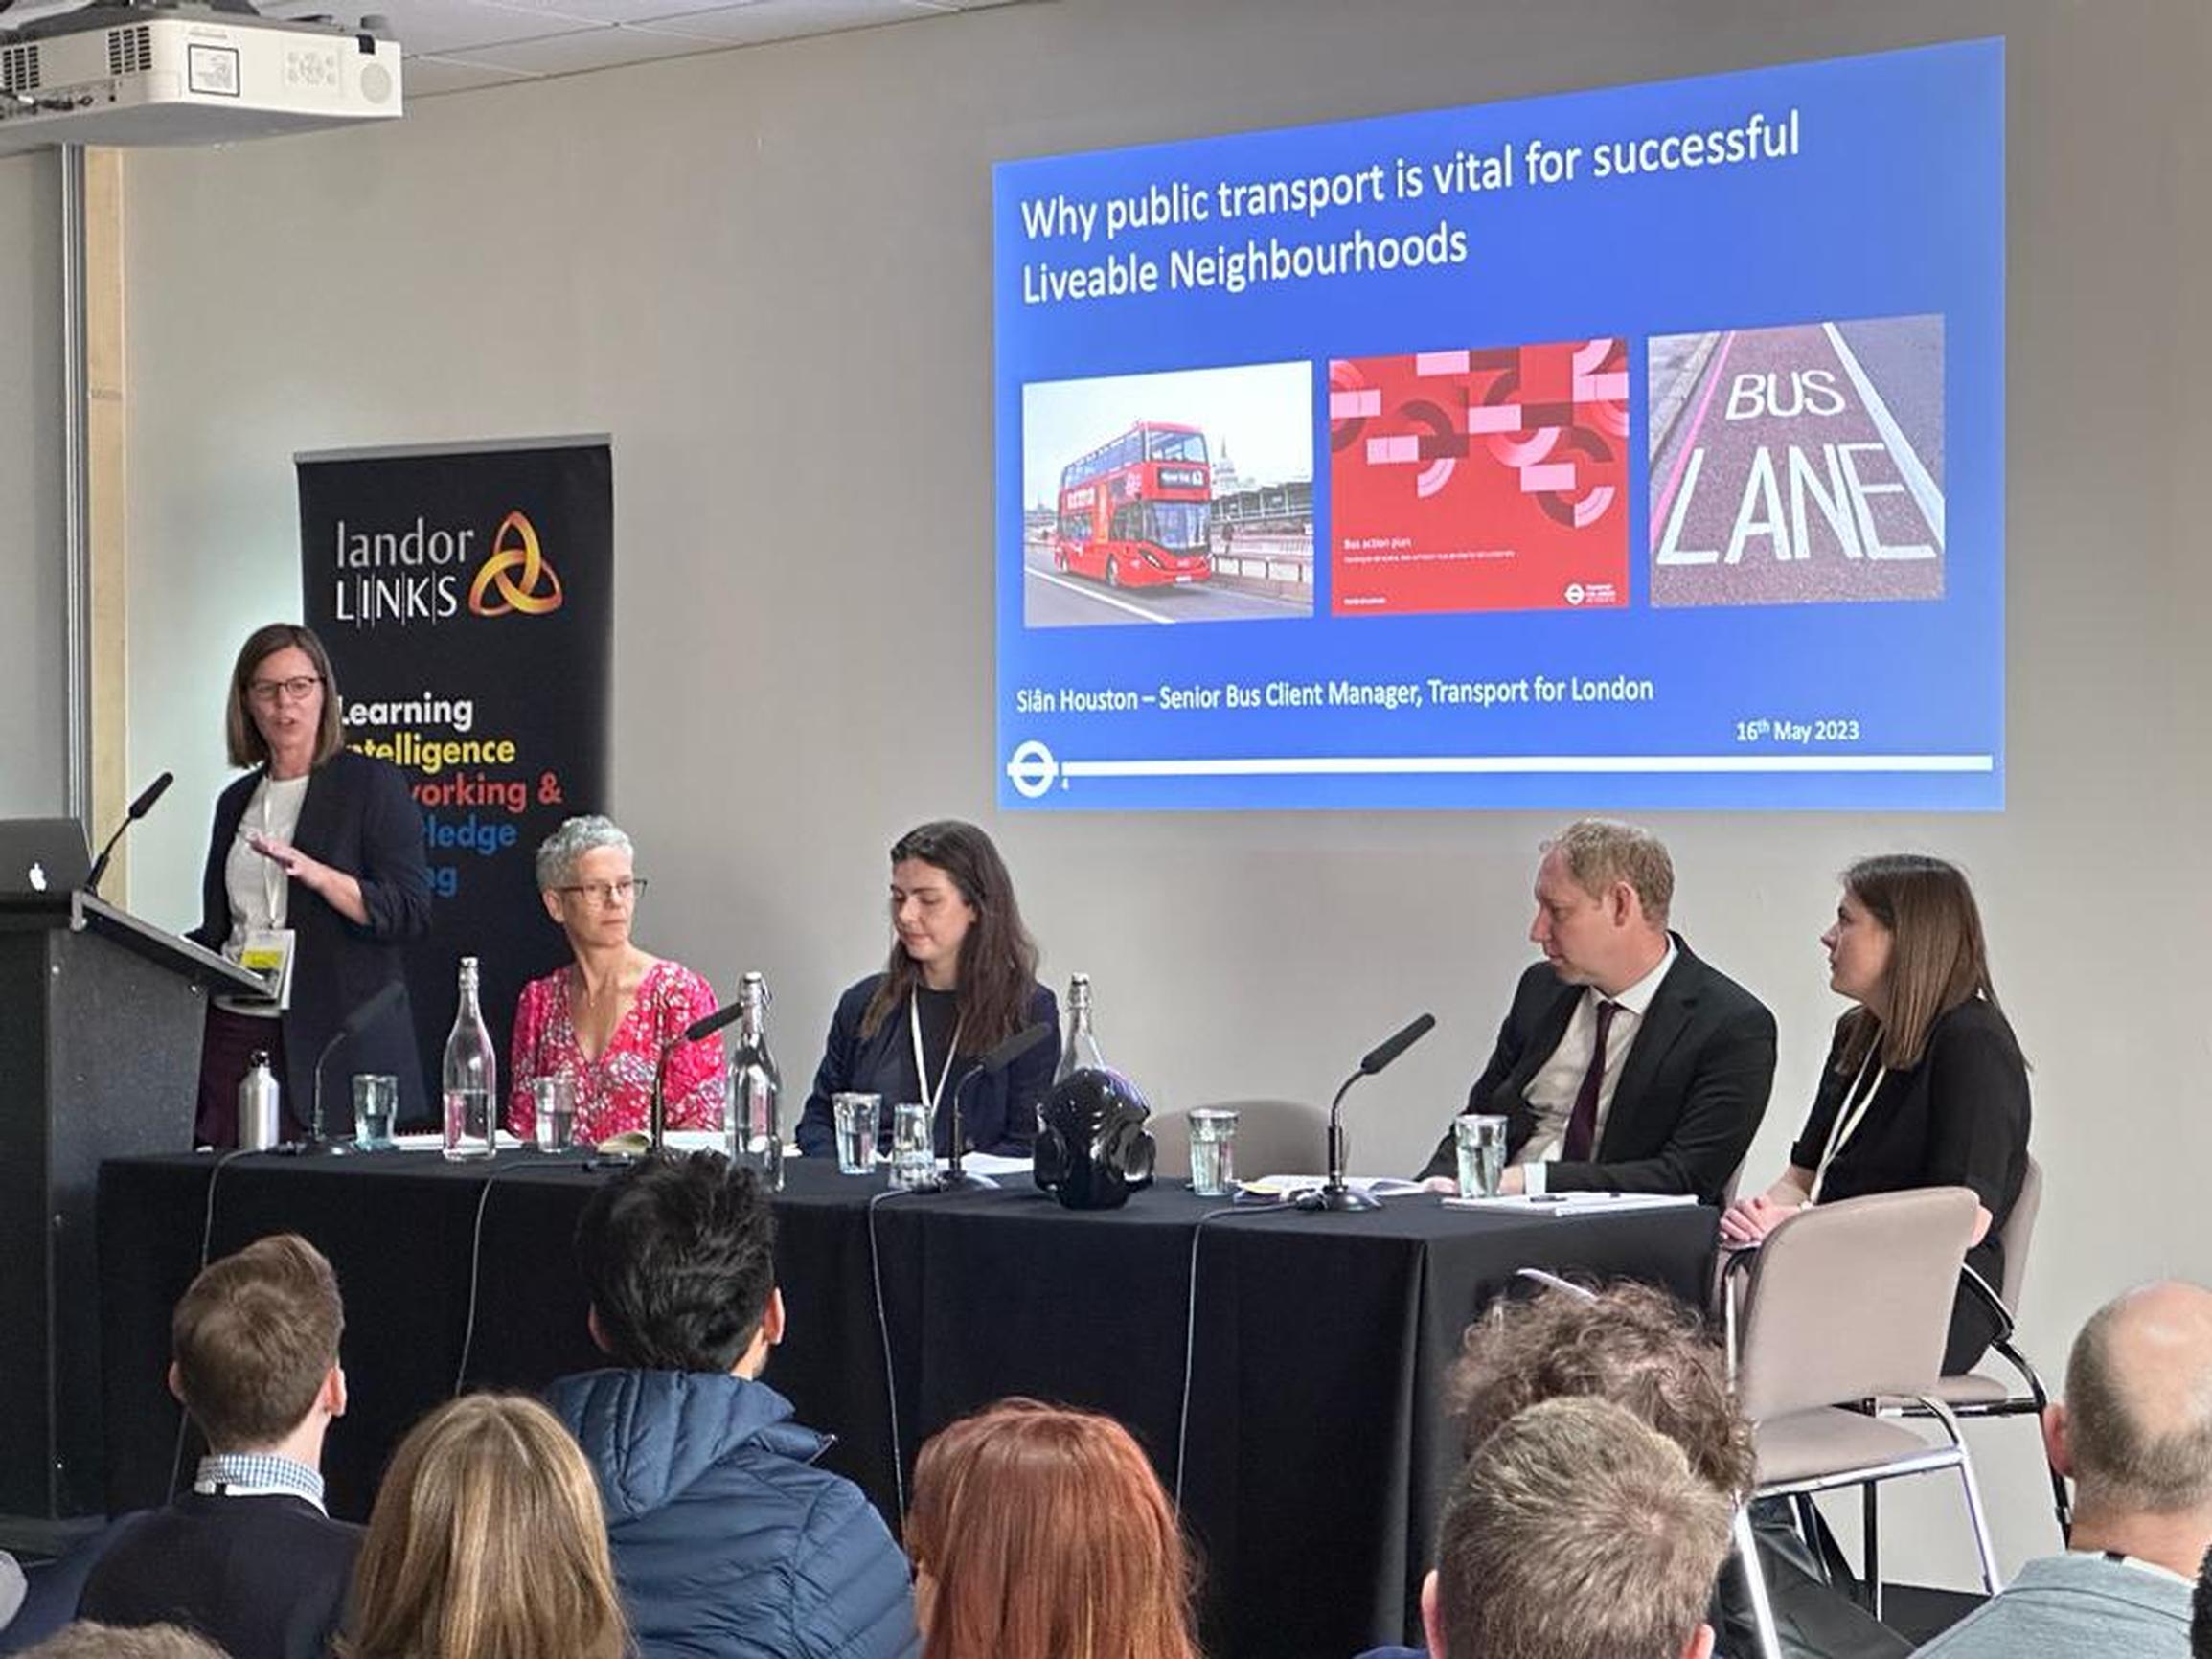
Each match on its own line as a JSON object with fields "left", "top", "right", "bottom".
{"left": 906, "top": 1398, "right": 1202, "bottom": 1659}
{"left": 797, "top": 820, "right": 1057, "bottom": 1159}
{"left": 1721, "top": 853, "right": 2031, "bottom": 1372}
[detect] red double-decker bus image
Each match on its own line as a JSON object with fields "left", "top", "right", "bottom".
{"left": 1053, "top": 420, "right": 1214, "bottom": 589}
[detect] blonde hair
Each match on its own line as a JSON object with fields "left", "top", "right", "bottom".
{"left": 1545, "top": 818, "right": 1674, "bottom": 926}
{"left": 341, "top": 1394, "right": 626, "bottom": 1659}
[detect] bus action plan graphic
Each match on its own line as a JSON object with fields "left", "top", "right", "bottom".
{"left": 992, "top": 39, "right": 2003, "bottom": 811}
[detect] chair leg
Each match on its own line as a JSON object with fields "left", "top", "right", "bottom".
{"left": 1861, "top": 1481, "right": 1882, "bottom": 1622}
{"left": 1733, "top": 1505, "right": 1784, "bottom": 1659}
{"left": 1924, "top": 1398, "right": 2004, "bottom": 1594}
{"left": 1791, "top": 1493, "right": 1828, "bottom": 1585}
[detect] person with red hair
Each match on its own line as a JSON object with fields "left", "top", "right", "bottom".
{"left": 905, "top": 1398, "right": 1202, "bottom": 1659}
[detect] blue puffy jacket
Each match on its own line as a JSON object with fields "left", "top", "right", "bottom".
{"left": 548, "top": 1369, "right": 921, "bottom": 1659}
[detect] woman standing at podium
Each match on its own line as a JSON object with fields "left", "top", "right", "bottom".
{"left": 189, "top": 623, "right": 432, "bottom": 1145}
{"left": 798, "top": 820, "right": 1058, "bottom": 1160}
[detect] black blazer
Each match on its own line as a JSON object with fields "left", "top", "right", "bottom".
{"left": 797, "top": 974, "right": 1060, "bottom": 1159}
{"left": 76, "top": 1492, "right": 361, "bottom": 1659}
{"left": 191, "top": 748, "right": 433, "bottom": 1130}
{"left": 1421, "top": 937, "right": 1777, "bottom": 1202}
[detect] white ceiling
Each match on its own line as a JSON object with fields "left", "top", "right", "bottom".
{"left": 252, "top": 0, "right": 1038, "bottom": 99}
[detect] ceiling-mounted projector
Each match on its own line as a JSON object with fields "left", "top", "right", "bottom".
{"left": 0, "top": 2, "right": 401, "bottom": 155}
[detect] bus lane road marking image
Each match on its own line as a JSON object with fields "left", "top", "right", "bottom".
{"left": 1648, "top": 314, "right": 1945, "bottom": 608}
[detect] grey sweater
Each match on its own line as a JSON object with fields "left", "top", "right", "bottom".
{"left": 1911, "top": 1550, "right": 2191, "bottom": 1658}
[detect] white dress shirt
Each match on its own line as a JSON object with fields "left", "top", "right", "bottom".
{"left": 1521, "top": 940, "right": 1676, "bottom": 1193}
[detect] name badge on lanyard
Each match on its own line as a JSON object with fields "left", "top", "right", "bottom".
{"left": 1810, "top": 1052, "right": 1886, "bottom": 1205}
{"left": 909, "top": 995, "right": 967, "bottom": 1125}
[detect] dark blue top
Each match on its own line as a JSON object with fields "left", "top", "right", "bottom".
{"left": 796, "top": 973, "right": 1059, "bottom": 1159}
{"left": 548, "top": 1368, "right": 919, "bottom": 1659}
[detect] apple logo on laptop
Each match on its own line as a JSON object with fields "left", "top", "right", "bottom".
{"left": 28, "top": 861, "right": 47, "bottom": 893}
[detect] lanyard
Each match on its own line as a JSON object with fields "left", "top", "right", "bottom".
{"left": 1810, "top": 1051, "right": 1886, "bottom": 1204}
{"left": 908, "top": 993, "right": 967, "bottom": 1120}
{"left": 258, "top": 778, "right": 289, "bottom": 926}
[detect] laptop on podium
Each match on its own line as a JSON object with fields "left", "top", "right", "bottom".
{"left": 0, "top": 818, "right": 94, "bottom": 898}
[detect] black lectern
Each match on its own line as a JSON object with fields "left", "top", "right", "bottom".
{"left": 0, "top": 887, "right": 265, "bottom": 1523}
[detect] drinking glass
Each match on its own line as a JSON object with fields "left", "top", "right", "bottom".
{"left": 352, "top": 1074, "right": 399, "bottom": 1150}
{"left": 531, "top": 1075, "right": 578, "bottom": 1152}
{"left": 1186, "top": 1108, "right": 1240, "bottom": 1196}
{"left": 889, "top": 1102, "right": 937, "bottom": 1190}
{"left": 832, "top": 1092, "right": 881, "bottom": 1174}
{"left": 1453, "top": 1113, "right": 1510, "bottom": 1197}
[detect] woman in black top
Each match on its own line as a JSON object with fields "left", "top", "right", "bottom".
{"left": 1720, "top": 854, "right": 2030, "bottom": 1373}
{"left": 797, "top": 820, "right": 1059, "bottom": 1160}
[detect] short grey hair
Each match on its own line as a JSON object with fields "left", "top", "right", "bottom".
{"left": 1544, "top": 818, "right": 1675, "bottom": 926}
{"left": 2065, "top": 1282, "right": 2212, "bottom": 1515}
{"left": 535, "top": 815, "right": 633, "bottom": 892}
{"left": 1435, "top": 1396, "right": 1730, "bottom": 1659}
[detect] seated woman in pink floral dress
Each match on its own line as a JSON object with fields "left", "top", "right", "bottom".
{"left": 506, "top": 815, "right": 722, "bottom": 1146}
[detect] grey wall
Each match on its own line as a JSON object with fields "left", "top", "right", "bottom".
{"left": 110, "top": 0, "right": 2210, "bottom": 1582}
{"left": 0, "top": 150, "right": 66, "bottom": 814}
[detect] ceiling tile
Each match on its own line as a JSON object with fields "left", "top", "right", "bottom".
{"left": 399, "top": 54, "right": 545, "bottom": 97}
{"left": 633, "top": 0, "right": 926, "bottom": 48}
{"left": 441, "top": 24, "right": 723, "bottom": 76}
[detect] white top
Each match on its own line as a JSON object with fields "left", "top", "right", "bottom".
{"left": 1520, "top": 940, "right": 1677, "bottom": 1188}
{"left": 217, "top": 773, "right": 308, "bottom": 1017}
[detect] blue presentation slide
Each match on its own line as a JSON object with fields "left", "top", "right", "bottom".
{"left": 992, "top": 40, "right": 2003, "bottom": 811}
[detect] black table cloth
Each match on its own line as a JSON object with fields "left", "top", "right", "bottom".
{"left": 98, "top": 1152, "right": 1714, "bottom": 1659}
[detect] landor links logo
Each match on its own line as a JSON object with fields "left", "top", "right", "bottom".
{"left": 467, "top": 511, "right": 565, "bottom": 617}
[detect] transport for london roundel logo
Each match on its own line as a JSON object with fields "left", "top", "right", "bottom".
{"left": 467, "top": 510, "right": 564, "bottom": 617}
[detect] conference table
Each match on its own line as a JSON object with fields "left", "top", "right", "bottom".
{"left": 97, "top": 1151, "right": 1715, "bottom": 1659}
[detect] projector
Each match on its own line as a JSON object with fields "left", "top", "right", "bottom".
{"left": 0, "top": 3, "right": 401, "bottom": 155}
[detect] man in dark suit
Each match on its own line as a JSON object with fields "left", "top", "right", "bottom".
{"left": 78, "top": 1235, "right": 359, "bottom": 1659}
{"left": 1421, "top": 819, "right": 1775, "bottom": 1201}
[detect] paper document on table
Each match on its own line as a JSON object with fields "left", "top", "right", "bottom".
{"left": 1243, "top": 1174, "right": 1428, "bottom": 1199}
{"left": 1443, "top": 1192, "right": 1702, "bottom": 1216}
{"left": 956, "top": 1153, "right": 1035, "bottom": 1177}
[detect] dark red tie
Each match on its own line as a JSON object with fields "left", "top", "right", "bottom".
{"left": 1562, "top": 1000, "right": 1621, "bottom": 1163}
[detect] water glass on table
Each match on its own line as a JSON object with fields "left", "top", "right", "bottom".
{"left": 888, "top": 1101, "right": 937, "bottom": 1190}
{"left": 1452, "top": 1112, "right": 1509, "bottom": 1197}
{"left": 532, "top": 1075, "right": 578, "bottom": 1152}
{"left": 832, "top": 1092, "right": 881, "bottom": 1174}
{"left": 352, "top": 1074, "right": 399, "bottom": 1150}
{"left": 1186, "top": 1108, "right": 1240, "bottom": 1196}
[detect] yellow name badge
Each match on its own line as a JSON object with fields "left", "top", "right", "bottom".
{"left": 238, "top": 926, "right": 297, "bottom": 1011}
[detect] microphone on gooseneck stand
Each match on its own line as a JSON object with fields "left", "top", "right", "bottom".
{"left": 942, "top": 1021, "right": 1052, "bottom": 1189}
{"left": 648, "top": 995, "right": 748, "bottom": 1155}
{"left": 1304, "top": 1011, "right": 1437, "bottom": 1214}
{"left": 299, "top": 981, "right": 405, "bottom": 1156}
{"left": 84, "top": 770, "right": 173, "bottom": 897}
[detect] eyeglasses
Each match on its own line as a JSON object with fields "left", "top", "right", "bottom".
{"left": 247, "top": 675, "right": 323, "bottom": 705}
{"left": 557, "top": 877, "right": 648, "bottom": 907}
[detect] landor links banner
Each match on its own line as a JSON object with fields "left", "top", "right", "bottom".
{"left": 298, "top": 438, "right": 613, "bottom": 1117}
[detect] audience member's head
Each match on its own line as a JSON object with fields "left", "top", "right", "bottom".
{"left": 906, "top": 1398, "right": 1198, "bottom": 1659}
{"left": 2049, "top": 1281, "right": 2212, "bottom": 1569}
{"left": 573, "top": 1150, "right": 782, "bottom": 1375}
{"left": 1446, "top": 1280, "right": 1753, "bottom": 1498}
{"left": 341, "top": 1393, "right": 625, "bottom": 1659}
{"left": 1424, "top": 1396, "right": 1732, "bottom": 1659}
{"left": 17, "top": 1623, "right": 229, "bottom": 1658}
{"left": 170, "top": 1233, "right": 344, "bottom": 1456}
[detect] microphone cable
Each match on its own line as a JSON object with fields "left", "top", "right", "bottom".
{"left": 453, "top": 1153, "right": 573, "bottom": 1396}
{"left": 168, "top": 1146, "right": 268, "bottom": 1501}
{"left": 1173, "top": 1196, "right": 1294, "bottom": 1518}
{"left": 865, "top": 1186, "right": 921, "bottom": 1522}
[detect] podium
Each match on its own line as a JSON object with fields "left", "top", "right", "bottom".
{"left": 0, "top": 888, "right": 265, "bottom": 1523}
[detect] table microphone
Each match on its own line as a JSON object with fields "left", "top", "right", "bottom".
{"left": 300, "top": 981, "right": 405, "bottom": 1156}
{"left": 943, "top": 1021, "right": 1051, "bottom": 1187}
{"left": 1305, "top": 1011, "right": 1437, "bottom": 1213}
{"left": 84, "top": 770, "right": 173, "bottom": 896}
{"left": 648, "top": 996, "right": 747, "bottom": 1153}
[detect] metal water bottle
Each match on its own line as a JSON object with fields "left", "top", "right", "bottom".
{"left": 727, "top": 971, "right": 783, "bottom": 1191}
{"left": 442, "top": 956, "right": 497, "bottom": 1162}
{"left": 1056, "top": 973, "right": 1106, "bottom": 1082}
{"left": 238, "top": 1050, "right": 281, "bottom": 1151}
